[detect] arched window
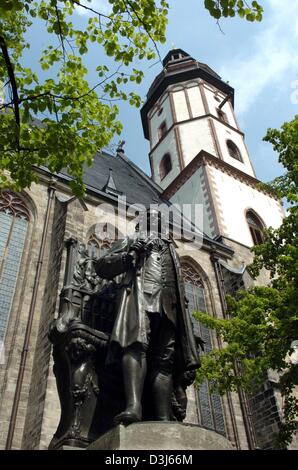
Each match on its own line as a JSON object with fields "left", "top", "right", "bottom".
{"left": 217, "top": 108, "right": 228, "bottom": 124}
{"left": 158, "top": 121, "right": 167, "bottom": 141}
{"left": 159, "top": 153, "right": 172, "bottom": 180}
{"left": 87, "top": 223, "right": 121, "bottom": 260}
{"left": 182, "top": 264, "right": 227, "bottom": 436}
{"left": 226, "top": 140, "right": 243, "bottom": 162}
{"left": 0, "top": 191, "right": 30, "bottom": 341}
{"left": 87, "top": 234, "right": 112, "bottom": 259}
{"left": 246, "top": 210, "right": 264, "bottom": 245}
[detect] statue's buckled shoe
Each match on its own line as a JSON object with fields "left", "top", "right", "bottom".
{"left": 114, "top": 409, "right": 141, "bottom": 425}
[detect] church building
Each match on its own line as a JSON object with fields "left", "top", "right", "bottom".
{"left": 0, "top": 49, "right": 290, "bottom": 450}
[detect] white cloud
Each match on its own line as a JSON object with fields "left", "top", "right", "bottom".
{"left": 220, "top": 0, "right": 298, "bottom": 116}
{"left": 74, "top": 0, "right": 112, "bottom": 17}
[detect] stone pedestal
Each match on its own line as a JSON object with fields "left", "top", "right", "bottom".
{"left": 88, "top": 422, "right": 234, "bottom": 450}
{"left": 48, "top": 322, "right": 109, "bottom": 450}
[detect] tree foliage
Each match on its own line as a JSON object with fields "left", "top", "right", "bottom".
{"left": 204, "top": 0, "right": 263, "bottom": 22}
{"left": 195, "top": 115, "right": 298, "bottom": 448}
{"left": 0, "top": 0, "right": 263, "bottom": 195}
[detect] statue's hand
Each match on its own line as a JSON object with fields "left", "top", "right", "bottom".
{"left": 129, "top": 240, "right": 146, "bottom": 254}
{"left": 127, "top": 250, "right": 137, "bottom": 268}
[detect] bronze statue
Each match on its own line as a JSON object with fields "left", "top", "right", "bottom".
{"left": 95, "top": 209, "right": 200, "bottom": 425}
{"left": 49, "top": 213, "right": 200, "bottom": 448}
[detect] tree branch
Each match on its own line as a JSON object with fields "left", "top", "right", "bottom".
{"left": 65, "top": 0, "right": 112, "bottom": 20}
{"left": 124, "top": 0, "right": 162, "bottom": 63}
{"left": 0, "top": 36, "right": 20, "bottom": 146}
{"left": 54, "top": 4, "right": 67, "bottom": 62}
{"left": 0, "top": 64, "right": 124, "bottom": 114}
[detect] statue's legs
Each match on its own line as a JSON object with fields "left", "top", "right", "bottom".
{"left": 114, "top": 345, "right": 147, "bottom": 425}
{"left": 151, "top": 373, "right": 173, "bottom": 420}
{"left": 148, "top": 313, "right": 176, "bottom": 421}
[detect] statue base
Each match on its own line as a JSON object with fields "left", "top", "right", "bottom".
{"left": 88, "top": 422, "right": 234, "bottom": 450}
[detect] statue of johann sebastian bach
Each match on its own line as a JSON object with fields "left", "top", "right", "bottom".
{"left": 94, "top": 210, "right": 200, "bottom": 425}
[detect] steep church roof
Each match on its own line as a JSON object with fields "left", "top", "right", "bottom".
{"left": 37, "top": 147, "right": 233, "bottom": 256}
{"left": 89, "top": 151, "right": 163, "bottom": 206}
{"left": 57, "top": 149, "right": 164, "bottom": 208}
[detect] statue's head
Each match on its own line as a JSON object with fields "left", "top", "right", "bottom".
{"left": 78, "top": 243, "right": 86, "bottom": 253}
{"left": 137, "top": 208, "right": 170, "bottom": 238}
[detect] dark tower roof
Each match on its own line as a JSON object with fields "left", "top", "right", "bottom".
{"left": 141, "top": 48, "right": 234, "bottom": 140}
{"left": 161, "top": 48, "right": 221, "bottom": 81}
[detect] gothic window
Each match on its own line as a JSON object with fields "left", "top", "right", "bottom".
{"left": 87, "top": 235, "right": 112, "bottom": 259}
{"left": 0, "top": 191, "right": 30, "bottom": 341}
{"left": 182, "top": 264, "right": 227, "bottom": 436}
{"left": 159, "top": 153, "right": 172, "bottom": 180}
{"left": 217, "top": 108, "right": 228, "bottom": 124}
{"left": 246, "top": 210, "right": 264, "bottom": 245}
{"left": 158, "top": 121, "right": 167, "bottom": 140}
{"left": 226, "top": 140, "right": 243, "bottom": 162}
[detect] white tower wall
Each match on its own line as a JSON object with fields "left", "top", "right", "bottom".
{"left": 208, "top": 165, "right": 284, "bottom": 246}
{"left": 149, "top": 93, "right": 173, "bottom": 149}
{"left": 179, "top": 119, "right": 216, "bottom": 166}
{"left": 143, "top": 50, "right": 284, "bottom": 248}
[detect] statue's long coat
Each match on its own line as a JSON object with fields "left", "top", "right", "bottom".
{"left": 95, "top": 236, "right": 200, "bottom": 374}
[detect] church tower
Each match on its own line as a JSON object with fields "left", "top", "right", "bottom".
{"left": 141, "top": 50, "right": 288, "bottom": 450}
{"left": 141, "top": 49, "right": 284, "bottom": 245}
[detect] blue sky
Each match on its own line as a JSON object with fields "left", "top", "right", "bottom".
{"left": 25, "top": 0, "right": 298, "bottom": 184}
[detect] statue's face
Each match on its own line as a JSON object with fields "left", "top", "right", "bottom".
{"left": 148, "top": 210, "right": 159, "bottom": 230}
{"left": 135, "top": 209, "right": 171, "bottom": 238}
{"left": 78, "top": 243, "right": 88, "bottom": 255}
{"left": 139, "top": 210, "right": 168, "bottom": 237}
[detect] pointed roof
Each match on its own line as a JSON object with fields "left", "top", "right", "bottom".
{"left": 72, "top": 150, "right": 163, "bottom": 207}
{"left": 161, "top": 48, "right": 221, "bottom": 80}
{"left": 103, "top": 168, "right": 123, "bottom": 196}
{"left": 141, "top": 48, "right": 234, "bottom": 140}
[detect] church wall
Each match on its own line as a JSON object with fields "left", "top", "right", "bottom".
{"left": 37, "top": 195, "right": 91, "bottom": 450}
{"left": 149, "top": 93, "right": 173, "bottom": 149}
{"left": 220, "top": 237, "right": 270, "bottom": 287}
{"left": 212, "top": 120, "right": 255, "bottom": 177}
{"left": 186, "top": 84, "right": 205, "bottom": 118}
{"left": 179, "top": 119, "right": 216, "bottom": 167}
{"left": 170, "top": 81, "right": 206, "bottom": 123}
{"left": 22, "top": 195, "right": 69, "bottom": 449}
{"left": 202, "top": 84, "right": 255, "bottom": 177}
{"left": 203, "top": 84, "right": 237, "bottom": 129}
{"left": 207, "top": 166, "right": 284, "bottom": 247}
{"left": 172, "top": 89, "right": 190, "bottom": 122}
{"left": 176, "top": 244, "right": 250, "bottom": 450}
{"left": 0, "top": 181, "right": 56, "bottom": 449}
{"left": 0, "top": 177, "right": 257, "bottom": 450}
{"left": 150, "top": 130, "right": 181, "bottom": 188}
{"left": 0, "top": 184, "right": 117, "bottom": 450}
{"left": 170, "top": 167, "right": 216, "bottom": 238}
